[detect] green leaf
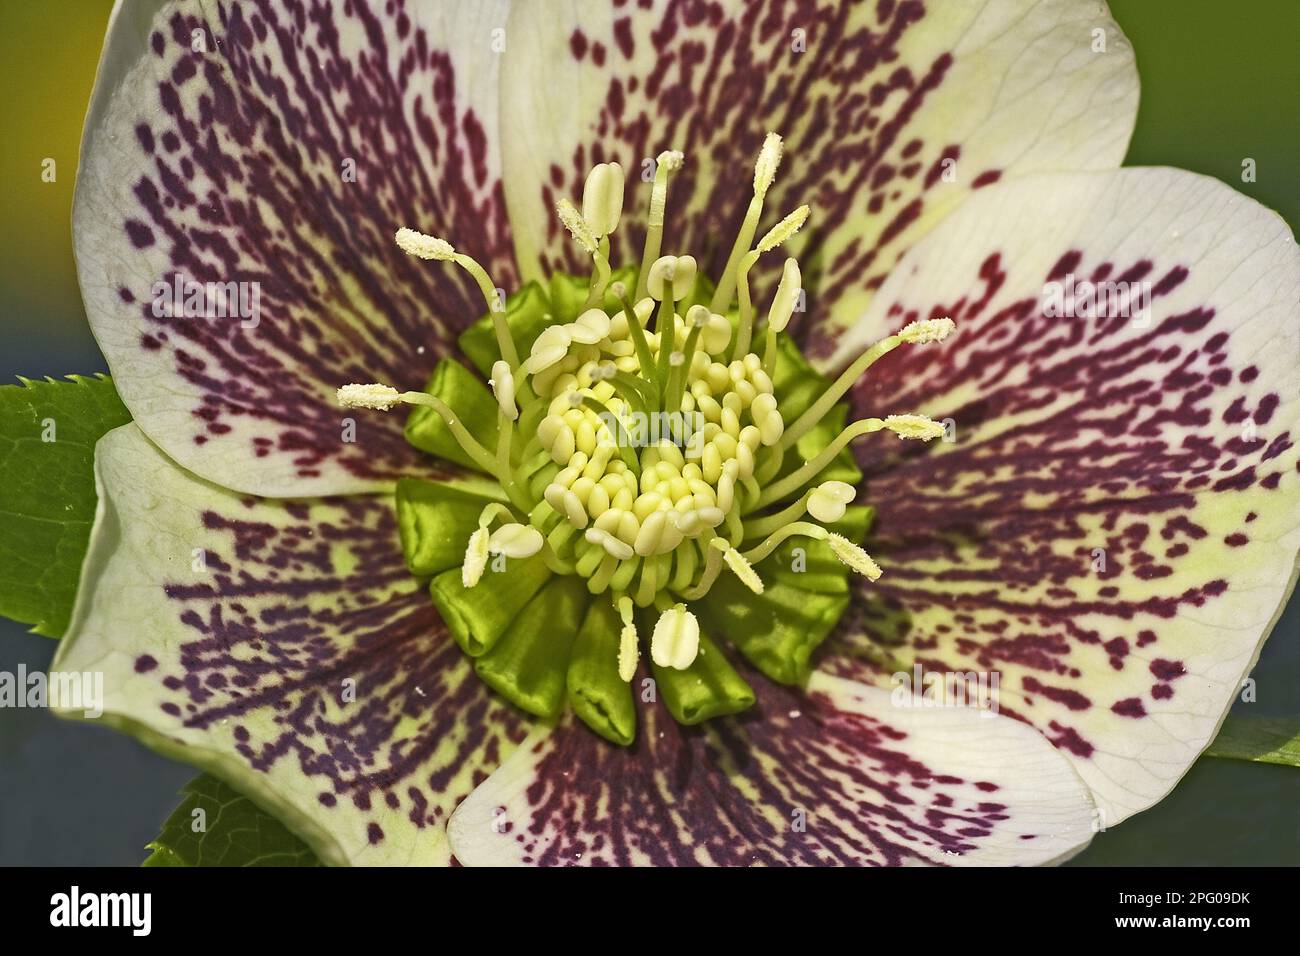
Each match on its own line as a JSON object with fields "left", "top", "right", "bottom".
{"left": 143, "top": 774, "right": 322, "bottom": 867}
{"left": 0, "top": 375, "right": 131, "bottom": 637}
{"left": 1205, "top": 715, "right": 1300, "bottom": 767}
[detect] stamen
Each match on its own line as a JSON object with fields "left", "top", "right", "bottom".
{"left": 711, "top": 131, "right": 784, "bottom": 314}
{"left": 734, "top": 204, "right": 808, "bottom": 356}
{"left": 651, "top": 603, "right": 700, "bottom": 670}
{"left": 336, "top": 382, "right": 403, "bottom": 410}
{"left": 582, "top": 162, "right": 625, "bottom": 239}
{"left": 763, "top": 257, "right": 801, "bottom": 378}
{"left": 462, "top": 527, "right": 490, "bottom": 587}
{"left": 394, "top": 227, "right": 455, "bottom": 260}
{"left": 826, "top": 533, "right": 882, "bottom": 580}
{"left": 753, "top": 414, "right": 942, "bottom": 509}
{"left": 613, "top": 285, "right": 657, "bottom": 382}
{"left": 740, "top": 521, "right": 827, "bottom": 565}
{"left": 617, "top": 596, "right": 639, "bottom": 681}
{"left": 556, "top": 197, "right": 598, "bottom": 254}
{"left": 718, "top": 541, "right": 764, "bottom": 594}
{"left": 741, "top": 489, "right": 813, "bottom": 540}
{"left": 778, "top": 318, "right": 954, "bottom": 451}
{"left": 663, "top": 305, "right": 709, "bottom": 413}
{"left": 807, "top": 480, "right": 857, "bottom": 523}
{"left": 488, "top": 523, "right": 544, "bottom": 558}
{"left": 558, "top": 197, "right": 613, "bottom": 307}
{"left": 635, "top": 150, "right": 685, "bottom": 301}
{"left": 395, "top": 228, "right": 517, "bottom": 368}
{"left": 338, "top": 382, "right": 499, "bottom": 475}
{"left": 489, "top": 360, "right": 518, "bottom": 421}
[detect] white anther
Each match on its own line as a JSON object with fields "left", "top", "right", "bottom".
{"left": 749, "top": 392, "right": 784, "bottom": 445}
{"left": 898, "top": 317, "right": 955, "bottom": 344}
{"left": 701, "top": 313, "right": 732, "bottom": 355}
{"left": 656, "top": 149, "right": 685, "bottom": 172}
{"left": 394, "top": 227, "right": 455, "bottom": 260}
{"left": 646, "top": 255, "right": 698, "bottom": 301}
{"left": 756, "top": 204, "right": 810, "bottom": 253}
{"left": 488, "top": 523, "right": 544, "bottom": 558}
{"left": 634, "top": 510, "right": 673, "bottom": 556}
{"left": 753, "top": 131, "right": 784, "bottom": 198}
{"left": 570, "top": 308, "right": 613, "bottom": 345}
{"left": 883, "top": 414, "right": 946, "bottom": 440}
{"left": 526, "top": 324, "right": 573, "bottom": 375}
{"left": 617, "top": 597, "right": 639, "bottom": 682}
{"left": 582, "top": 162, "right": 625, "bottom": 238}
{"left": 808, "top": 481, "right": 857, "bottom": 523}
{"left": 489, "top": 360, "right": 518, "bottom": 420}
{"left": 562, "top": 489, "right": 589, "bottom": 529}
{"left": 720, "top": 543, "right": 764, "bottom": 594}
{"left": 556, "top": 197, "right": 598, "bottom": 254}
{"left": 827, "top": 533, "right": 882, "bottom": 581}
{"left": 651, "top": 604, "right": 700, "bottom": 670}
{"left": 585, "top": 527, "right": 635, "bottom": 561}
{"left": 337, "top": 383, "right": 402, "bottom": 410}
{"left": 461, "top": 527, "right": 490, "bottom": 587}
{"left": 768, "top": 257, "right": 801, "bottom": 333}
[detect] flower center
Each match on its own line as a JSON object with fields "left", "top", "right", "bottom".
{"left": 338, "top": 133, "right": 952, "bottom": 738}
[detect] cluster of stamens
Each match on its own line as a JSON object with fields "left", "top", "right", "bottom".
{"left": 339, "top": 132, "right": 953, "bottom": 686}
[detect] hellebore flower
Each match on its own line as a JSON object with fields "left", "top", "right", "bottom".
{"left": 53, "top": 0, "right": 1298, "bottom": 866}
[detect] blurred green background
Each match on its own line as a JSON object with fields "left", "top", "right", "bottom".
{"left": 0, "top": 0, "right": 1295, "bottom": 865}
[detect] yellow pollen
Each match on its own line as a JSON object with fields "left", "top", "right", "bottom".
{"left": 617, "top": 597, "right": 639, "bottom": 682}
{"left": 556, "top": 197, "right": 598, "bottom": 254}
{"left": 753, "top": 131, "right": 784, "bottom": 198}
{"left": 462, "top": 527, "right": 490, "bottom": 587}
{"left": 827, "top": 533, "right": 882, "bottom": 581}
{"left": 883, "top": 413, "right": 945, "bottom": 439}
{"left": 899, "top": 317, "right": 956, "bottom": 344}
{"left": 337, "top": 382, "right": 402, "bottom": 410}
{"left": 394, "top": 227, "right": 455, "bottom": 260}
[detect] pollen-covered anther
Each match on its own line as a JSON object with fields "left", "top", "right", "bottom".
{"left": 752, "top": 131, "right": 784, "bottom": 198}
{"left": 715, "top": 539, "right": 764, "bottom": 594}
{"left": 756, "top": 204, "right": 810, "bottom": 254}
{"left": 336, "top": 382, "right": 402, "bottom": 411}
{"left": 394, "top": 227, "right": 455, "bottom": 260}
{"left": 557, "top": 197, "right": 598, "bottom": 254}
{"left": 898, "top": 317, "right": 956, "bottom": 344}
{"left": 656, "top": 149, "right": 684, "bottom": 172}
{"left": 616, "top": 597, "right": 639, "bottom": 682}
{"left": 651, "top": 603, "right": 700, "bottom": 670}
{"left": 462, "top": 527, "right": 490, "bottom": 587}
{"left": 827, "top": 533, "right": 883, "bottom": 581}
{"left": 884, "top": 413, "right": 946, "bottom": 440}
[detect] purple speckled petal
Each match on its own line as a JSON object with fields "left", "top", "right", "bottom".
{"left": 51, "top": 425, "right": 530, "bottom": 865}
{"left": 448, "top": 669, "right": 1096, "bottom": 866}
{"left": 819, "top": 168, "right": 1300, "bottom": 825}
{"left": 498, "top": 0, "right": 1136, "bottom": 346}
{"left": 76, "top": 0, "right": 515, "bottom": 496}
